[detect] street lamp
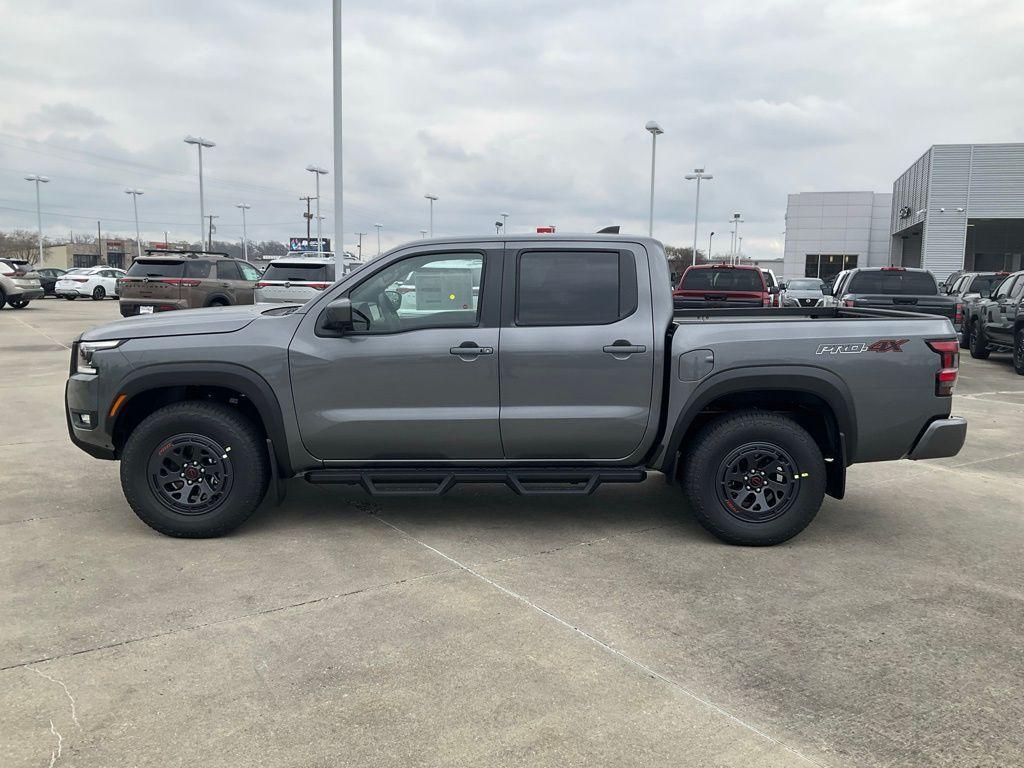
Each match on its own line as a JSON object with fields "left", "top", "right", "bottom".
{"left": 708, "top": 231, "right": 715, "bottom": 263}
{"left": 332, "top": 0, "right": 343, "bottom": 271}
{"left": 236, "top": 203, "right": 251, "bottom": 261}
{"left": 645, "top": 120, "right": 663, "bottom": 237}
{"left": 183, "top": 136, "right": 215, "bottom": 249}
{"left": 729, "top": 213, "right": 743, "bottom": 265}
{"left": 374, "top": 223, "right": 383, "bottom": 257}
{"left": 419, "top": 229, "right": 428, "bottom": 239}
{"left": 424, "top": 194, "right": 438, "bottom": 237}
{"left": 124, "top": 189, "right": 144, "bottom": 260}
{"left": 306, "top": 165, "right": 329, "bottom": 253}
{"left": 684, "top": 168, "right": 713, "bottom": 265}
{"left": 500, "top": 212, "right": 509, "bottom": 234}
{"left": 495, "top": 221, "right": 503, "bottom": 235}
{"left": 24, "top": 174, "right": 49, "bottom": 263}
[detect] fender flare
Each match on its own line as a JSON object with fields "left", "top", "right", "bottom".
{"left": 659, "top": 365, "right": 857, "bottom": 476}
{"left": 111, "top": 362, "right": 292, "bottom": 475}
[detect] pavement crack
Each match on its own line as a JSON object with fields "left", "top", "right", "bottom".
{"left": 368, "top": 511, "right": 828, "bottom": 768}
{"left": 28, "top": 666, "right": 80, "bottom": 728}
{"left": 47, "top": 719, "right": 63, "bottom": 768}
{"left": 4, "top": 568, "right": 455, "bottom": 672}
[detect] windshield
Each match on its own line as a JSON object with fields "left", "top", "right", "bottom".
{"left": 967, "top": 275, "right": 1004, "bottom": 294}
{"left": 680, "top": 268, "right": 764, "bottom": 292}
{"left": 126, "top": 260, "right": 184, "bottom": 278}
{"left": 263, "top": 262, "right": 332, "bottom": 282}
{"left": 787, "top": 279, "right": 823, "bottom": 292}
{"left": 847, "top": 270, "right": 937, "bottom": 295}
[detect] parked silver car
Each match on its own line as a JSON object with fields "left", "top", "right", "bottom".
{"left": 255, "top": 254, "right": 336, "bottom": 304}
{"left": 782, "top": 277, "right": 827, "bottom": 307}
{"left": 0, "top": 259, "right": 44, "bottom": 309}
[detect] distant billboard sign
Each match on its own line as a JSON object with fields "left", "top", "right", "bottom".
{"left": 290, "top": 237, "right": 331, "bottom": 252}
{"left": 105, "top": 239, "right": 125, "bottom": 251}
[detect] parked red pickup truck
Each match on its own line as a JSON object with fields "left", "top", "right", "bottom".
{"left": 673, "top": 264, "right": 779, "bottom": 310}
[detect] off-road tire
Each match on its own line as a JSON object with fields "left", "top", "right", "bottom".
{"left": 681, "top": 410, "right": 826, "bottom": 546}
{"left": 120, "top": 401, "right": 270, "bottom": 537}
{"left": 969, "top": 320, "right": 990, "bottom": 359}
{"left": 1014, "top": 328, "right": 1024, "bottom": 376}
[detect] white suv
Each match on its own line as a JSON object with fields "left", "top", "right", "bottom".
{"left": 55, "top": 266, "right": 126, "bottom": 300}
{"left": 255, "top": 254, "right": 336, "bottom": 304}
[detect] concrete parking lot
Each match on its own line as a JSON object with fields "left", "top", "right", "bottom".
{"left": 2, "top": 297, "right": 1023, "bottom": 767}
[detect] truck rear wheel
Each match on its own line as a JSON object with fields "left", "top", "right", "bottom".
{"left": 969, "top": 320, "right": 990, "bottom": 359}
{"left": 120, "top": 401, "right": 269, "bottom": 537}
{"left": 681, "top": 411, "right": 826, "bottom": 546}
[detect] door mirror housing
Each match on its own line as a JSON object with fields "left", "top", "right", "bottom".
{"left": 767, "top": 285, "right": 780, "bottom": 295}
{"left": 821, "top": 284, "right": 834, "bottom": 296}
{"left": 778, "top": 282, "right": 788, "bottom": 291}
{"left": 323, "top": 298, "right": 354, "bottom": 333}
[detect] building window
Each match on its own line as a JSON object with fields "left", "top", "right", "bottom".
{"left": 805, "top": 254, "right": 858, "bottom": 280}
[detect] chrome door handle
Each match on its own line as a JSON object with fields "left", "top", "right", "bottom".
{"left": 450, "top": 343, "right": 493, "bottom": 356}
{"left": 603, "top": 342, "right": 646, "bottom": 354}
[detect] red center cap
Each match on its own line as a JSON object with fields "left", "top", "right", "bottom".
{"left": 185, "top": 467, "right": 200, "bottom": 480}
{"left": 750, "top": 476, "right": 764, "bottom": 487}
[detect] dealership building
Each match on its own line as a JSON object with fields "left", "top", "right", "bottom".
{"left": 784, "top": 143, "right": 1024, "bottom": 281}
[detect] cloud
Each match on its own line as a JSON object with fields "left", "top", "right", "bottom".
{"left": 0, "top": 0, "right": 1022, "bottom": 263}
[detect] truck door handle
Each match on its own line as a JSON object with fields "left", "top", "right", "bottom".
{"left": 450, "top": 342, "right": 493, "bottom": 357}
{"left": 603, "top": 341, "right": 646, "bottom": 355}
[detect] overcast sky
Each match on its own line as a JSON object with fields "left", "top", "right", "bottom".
{"left": 1, "top": 0, "right": 1022, "bottom": 258}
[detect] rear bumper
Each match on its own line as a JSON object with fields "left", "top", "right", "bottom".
{"left": 255, "top": 287, "right": 318, "bottom": 304}
{"left": 6, "top": 286, "right": 44, "bottom": 300}
{"left": 907, "top": 417, "right": 967, "bottom": 460}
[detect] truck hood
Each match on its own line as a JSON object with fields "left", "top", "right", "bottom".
{"left": 80, "top": 304, "right": 262, "bottom": 342}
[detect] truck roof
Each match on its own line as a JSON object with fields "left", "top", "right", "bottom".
{"left": 407, "top": 233, "right": 662, "bottom": 247}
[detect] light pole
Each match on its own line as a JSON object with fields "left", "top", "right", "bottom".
{"left": 424, "top": 194, "right": 438, "bottom": 237}
{"left": 236, "top": 203, "right": 251, "bottom": 260}
{"left": 645, "top": 121, "right": 663, "bottom": 236}
{"left": 729, "top": 213, "right": 743, "bottom": 265}
{"left": 24, "top": 174, "right": 49, "bottom": 263}
{"left": 708, "top": 231, "right": 715, "bottom": 263}
{"left": 500, "top": 212, "right": 509, "bottom": 234}
{"left": 684, "top": 168, "right": 713, "bottom": 265}
{"left": 495, "top": 221, "right": 503, "bottom": 235}
{"left": 419, "top": 229, "right": 428, "bottom": 239}
{"left": 184, "top": 136, "right": 215, "bottom": 249}
{"left": 306, "top": 165, "right": 329, "bottom": 253}
{"left": 374, "top": 223, "right": 383, "bottom": 256}
{"left": 332, "top": 0, "right": 343, "bottom": 268}
{"left": 355, "top": 232, "right": 366, "bottom": 260}
{"left": 124, "top": 188, "right": 144, "bottom": 260}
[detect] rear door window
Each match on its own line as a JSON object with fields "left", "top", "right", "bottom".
{"left": 127, "top": 260, "right": 184, "bottom": 278}
{"left": 185, "top": 261, "right": 212, "bottom": 279}
{"left": 848, "top": 270, "right": 938, "bottom": 295}
{"left": 216, "top": 261, "right": 242, "bottom": 280}
{"left": 263, "top": 263, "right": 330, "bottom": 282}
{"left": 680, "top": 268, "right": 764, "bottom": 292}
{"left": 516, "top": 250, "right": 636, "bottom": 326}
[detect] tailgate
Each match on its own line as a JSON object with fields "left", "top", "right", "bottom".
{"left": 674, "top": 291, "right": 763, "bottom": 309}
{"left": 118, "top": 277, "right": 182, "bottom": 302}
{"left": 852, "top": 295, "right": 956, "bottom": 319}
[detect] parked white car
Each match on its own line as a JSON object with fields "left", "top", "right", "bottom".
{"left": 55, "top": 266, "right": 126, "bottom": 301}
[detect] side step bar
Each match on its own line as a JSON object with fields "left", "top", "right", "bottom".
{"left": 304, "top": 466, "right": 647, "bottom": 497}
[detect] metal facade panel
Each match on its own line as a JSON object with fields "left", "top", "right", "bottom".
{"left": 922, "top": 145, "right": 971, "bottom": 280}
{"left": 968, "top": 144, "right": 1024, "bottom": 217}
{"left": 891, "top": 149, "right": 930, "bottom": 235}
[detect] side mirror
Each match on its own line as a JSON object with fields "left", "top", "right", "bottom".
{"left": 383, "top": 289, "right": 403, "bottom": 310}
{"left": 821, "top": 285, "right": 834, "bottom": 296}
{"left": 323, "top": 298, "right": 353, "bottom": 333}
{"left": 768, "top": 285, "right": 780, "bottom": 295}
{"left": 980, "top": 289, "right": 991, "bottom": 299}
{"left": 778, "top": 282, "right": 788, "bottom": 291}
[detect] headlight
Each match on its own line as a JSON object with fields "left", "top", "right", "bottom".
{"left": 76, "top": 340, "right": 123, "bottom": 375}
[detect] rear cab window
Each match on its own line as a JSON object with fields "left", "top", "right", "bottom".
{"left": 516, "top": 250, "right": 636, "bottom": 326}
{"left": 848, "top": 270, "right": 937, "bottom": 295}
{"left": 680, "top": 267, "right": 764, "bottom": 292}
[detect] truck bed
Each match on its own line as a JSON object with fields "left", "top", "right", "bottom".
{"left": 672, "top": 306, "right": 952, "bottom": 322}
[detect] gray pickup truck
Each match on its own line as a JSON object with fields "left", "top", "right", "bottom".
{"left": 66, "top": 234, "right": 967, "bottom": 546}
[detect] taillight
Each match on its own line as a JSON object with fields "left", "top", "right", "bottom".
{"left": 843, "top": 299, "right": 855, "bottom": 307}
{"left": 256, "top": 281, "right": 271, "bottom": 288}
{"left": 71, "top": 277, "right": 89, "bottom": 283}
{"left": 926, "top": 339, "right": 959, "bottom": 397}
{"left": 954, "top": 303, "right": 964, "bottom": 324}
{"left": 308, "top": 283, "right": 329, "bottom": 290}
{"left": 160, "top": 278, "right": 201, "bottom": 287}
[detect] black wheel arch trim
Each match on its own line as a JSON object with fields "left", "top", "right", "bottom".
{"left": 659, "top": 365, "right": 857, "bottom": 478}
{"left": 110, "top": 362, "right": 292, "bottom": 476}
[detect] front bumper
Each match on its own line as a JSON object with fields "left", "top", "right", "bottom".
{"left": 907, "top": 417, "right": 967, "bottom": 460}
{"left": 65, "top": 373, "right": 116, "bottom": 460}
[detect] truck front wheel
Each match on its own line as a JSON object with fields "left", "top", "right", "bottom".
{"left": 120, "top": 401, "right": 269, "bottom": 537}
{"left": 681, "top": 411, "right": 826, "bottom": 546}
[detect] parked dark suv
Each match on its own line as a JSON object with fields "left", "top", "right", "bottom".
{"left": 118, "top": 250, "right": 262, "bottom": 316}
{"left": 942, "top": 271, "right": 1008, "bottom": 348}
{"left": 965, "top": 269, "right": 1024, "bottom": 374}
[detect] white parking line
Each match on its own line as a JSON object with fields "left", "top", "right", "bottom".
{"left": 5, "top": 315, "right": 71, "bottom": 350}
{"left": 370, "top": 512, "right": 828, "bottom": 768}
